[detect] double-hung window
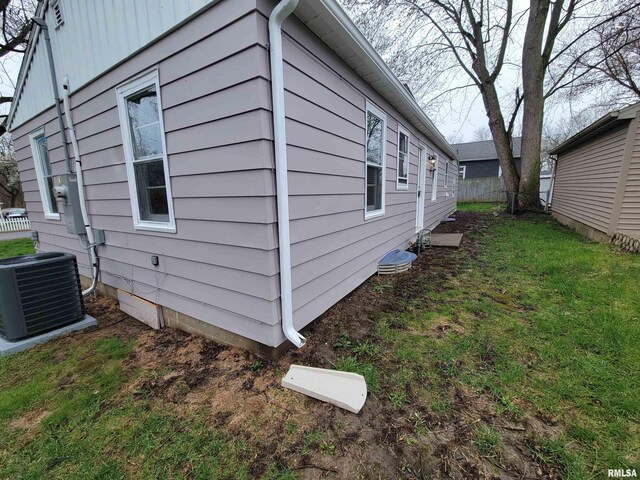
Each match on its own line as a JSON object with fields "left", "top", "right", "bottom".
{"left": 396, "top": 125, "right": 409, "bottom": 189}
{"left": 29, "top": 129, "right": 59, "bottom": 220}
{"left": 116, "top": 70, "right": 176, "bottom": 233}
{"left": 365, "top": 102, "right": 386, "bottom": 219}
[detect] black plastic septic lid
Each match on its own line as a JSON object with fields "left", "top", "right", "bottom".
{"left": 0, "top": 252, "right": 67, "bottom": 266}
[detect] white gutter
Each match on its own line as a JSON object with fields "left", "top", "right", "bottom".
{"left": 269, "top": 0, "right": 305, "bottom": 348}
{"left": 62, "top": 76, "right": 99, "bottom": 297}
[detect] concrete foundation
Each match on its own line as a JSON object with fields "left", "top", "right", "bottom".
{"left": 80, "top": 276, "right": 289, "bottom": 360}
{"left": 0, "top": 316, "right": 97, "bottom": 356}
{"left": 551, "top": 211, "right": 612, "bottom": 243}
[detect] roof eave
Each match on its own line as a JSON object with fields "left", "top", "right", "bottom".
{"left": 306, "top": 0, "right": 458, "bottom": 160}
{"left": 548, "top": 113, "right": 620, "bottom": 155}
{"left": 6, "top": 1, "right": 47, "bottom": 132}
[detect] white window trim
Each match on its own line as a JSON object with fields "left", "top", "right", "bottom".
{"left": 431, "top": 153, "right": 439, "bottom": 203}
{"left": 116, "top": 69, "right": 176, "bottom": 234}
{"left": 29, "top": 128, "right": 60, "bottom": 221}
{"left": 459, "top": 165, "right": 466, "bottom": 179}
{"left": 498, "top": 165, "right": 503, "bottom": 177}
{"left": 396, "top": 124, "right": 410, "bottom": 190}
{"left": 364, "top": 101, "right": 387, "bottom": 220}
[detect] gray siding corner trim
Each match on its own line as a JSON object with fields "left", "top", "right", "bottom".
{"left": 609, "top": 114, "right": 639, "bottom": 235}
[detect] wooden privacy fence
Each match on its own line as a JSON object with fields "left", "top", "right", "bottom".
{"left": 0, "top": 217, "right": 31, "bottom": 232}
{"left": 458, "top": 177, "right": 505, "bottom": 202}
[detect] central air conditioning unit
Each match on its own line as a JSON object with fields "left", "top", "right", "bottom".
{"left": 0, "top": 252, "right": 85, "bottom": 341}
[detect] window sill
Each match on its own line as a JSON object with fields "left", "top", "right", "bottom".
{"left": 45, "top": 213, "right": 61, "bottom": 221}
{"left": 396, "top": 184, "right": 409, "bottom": 191}
{"left": 133, "top": 222, "right": 177, "bottom": 234}
{"left": 364, "top": 210, "right": 384, "bottom": 221}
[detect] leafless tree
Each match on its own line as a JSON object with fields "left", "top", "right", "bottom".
{"left": 0, "top": 0, "right": 35, "bottom": 129}
{"left": 341, "top": 0, "right": 640, "bottom": 210}
{"left": 558, "top": 2, "right": 640, "bottom": 109}
{"left": 0, "top": 132, "right": 21, "bottom": 208}
{"left": 473, "top": 126, "right": 491, "bottom": 142}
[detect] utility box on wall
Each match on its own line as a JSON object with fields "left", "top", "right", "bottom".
{"left": 54, "top": 173, "right": 86, "bottom": 235}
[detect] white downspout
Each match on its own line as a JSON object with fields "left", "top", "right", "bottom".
{"left": 62, "top": 76, "right": 99, "bottom": 296}
{"left": 269, "top": 0, "right": 305, "bottom": 348}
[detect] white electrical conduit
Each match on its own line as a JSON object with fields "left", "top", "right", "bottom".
{"left": 62, "top": 76, "right": 99, "bottom": 296}
{"left": 269, "top": 0, "right": 305, "bottom": 347}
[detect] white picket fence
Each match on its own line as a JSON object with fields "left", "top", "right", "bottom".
{"left": 0, "top": 217, "right": 31, "bottom": 232}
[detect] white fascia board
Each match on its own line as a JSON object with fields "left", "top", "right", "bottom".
{"left": 300, "top": 0, "right": 458, "bottom": 161}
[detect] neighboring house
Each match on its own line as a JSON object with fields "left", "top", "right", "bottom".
{"left": 8, "top": 0, "right": 458, "bottom": 354}
{"left": 549, "top": 102, "right": 640, "bottom": 251}
{"left": 452, "top": 138, "right": 521, "bottom": 180}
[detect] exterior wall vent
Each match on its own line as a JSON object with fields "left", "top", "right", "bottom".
{"left": 51, "top": 0, "right": 64, "bottom": 28}
{"left": 0, "top": 252, "right": 85, "bottom": 341}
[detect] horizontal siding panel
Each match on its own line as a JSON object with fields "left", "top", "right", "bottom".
{"left": 89, "top": 215, "right": 276, "bottom": 250}
{"left": 289, "top": 194, "right": 363, "bottom": 219}
{"left": 99, "top": 258, "right": 278, "bottom": 325}
{"left": 105, "top": 231, "right": 279, "bottom": 277}
{"left": 287, "top": 145, "right": 363, "bottom": 178}
{"left": 97, "top": 245, "right": 278, "bottom": 301}
{"left": 292, "top": 224, "right": 414, "bottom": 312}
{"left": 168, "top": 141, "right": 273, "bottom": 176}
{"left": 284, "top": 90, "right": 365, "bottom": 142}
{"left": 552, "top": 124, "right": 628, "bottom": 234}
{"left": 286, "top": 119, "right": 362, "bottom": 160}
{"left": 163, "top": 78, "right": 271, "bottom": 132}
{"left": 173, "top": 197, "right": 276, "bottom": 223}
{"left": 171, "top": 170, "right": 274, "bottom": 198}
{"left": 165, "top": 109, "right": 272, "bottom": 154}
{"left": 288, "top": 171, "right": 362, "bottom": 196}
{"left": 161, "top": 45, "right": 270, "bottom": 109}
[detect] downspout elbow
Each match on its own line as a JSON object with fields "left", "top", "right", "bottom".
{"left": 269, "top": 0, "right": 305, "bottom": 348}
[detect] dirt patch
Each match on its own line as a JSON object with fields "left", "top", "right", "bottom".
{"left": 9, "top": 409, "right": 50, "bottom": 430}
{"left": 53, "top": 211, "right": 560, "bottom": 478}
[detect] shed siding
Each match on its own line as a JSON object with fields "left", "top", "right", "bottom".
{"left": 258, "top": 2, "right": 456, "bottom": 341}
{"left": 11, "top": 3, "right": 284, "bottom": 346}
{"left": 617, "top": 118, "right": 640, "bottom": 235}
{"left": 551, "top": 124, "right": 628, "bottom": 234}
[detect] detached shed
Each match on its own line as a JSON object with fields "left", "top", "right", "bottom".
{"left": 8, "top": 0, "right": 458, "bottom": 355}
{"left": 549, "top": 102, "right": 640, "bottom": 251}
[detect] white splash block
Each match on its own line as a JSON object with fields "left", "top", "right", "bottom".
{"left": 281, "top": 365, "right": 368, "bottom": 413}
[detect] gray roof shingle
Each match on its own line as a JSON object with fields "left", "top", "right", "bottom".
{"left": 452, "top": 137, "right": 521, "bottom": 161}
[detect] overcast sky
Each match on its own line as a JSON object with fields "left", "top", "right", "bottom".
{"left": 1, "top": 1, "right": 602, "bottom": 144}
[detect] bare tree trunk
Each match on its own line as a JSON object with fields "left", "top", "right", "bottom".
{"left": 519, "top": 0, "right": 551, "bottom": 210}
{"left": 479, "top": 84, "right": 519, "bottom": 201}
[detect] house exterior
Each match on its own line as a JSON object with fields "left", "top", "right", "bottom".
{"left": 452, "top": 138, "right": 521, "bottom": 180}
{"left": 8, "top": 0, "right": 458, "bottom": 354}
{"left": 549, "top": 102, "right": 640, "bottom": 251}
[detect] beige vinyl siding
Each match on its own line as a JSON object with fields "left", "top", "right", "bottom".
{"left": 551, "top": 124, "right": 628, "bottom": 234}
{"left": 256, "top": 1, "right": 456, "bottom": 342}
{"left": 617, "top": 118, "right": 640, "bottom": 235}
{"left": 12, "top": 1, "right": 285, "bottom": 347}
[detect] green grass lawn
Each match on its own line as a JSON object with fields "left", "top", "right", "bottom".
{"left": 0, "top": 215, "right": 638, "bottom": 479}
{"left": 457, "top": 201, "right": 506, "bottom": 212}
{"left": 0, "top": 238, "right": 35, "bottom": 258}
{"left": 367, "top": 214, "right": 640, "bottom": 478}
